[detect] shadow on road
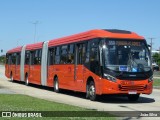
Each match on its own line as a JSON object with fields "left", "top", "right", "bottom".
{"left": 10, "top": 80, "right": 155, "bottom": 104}
{"left": 97, "top": 95, "right": 155, "bottom": 104}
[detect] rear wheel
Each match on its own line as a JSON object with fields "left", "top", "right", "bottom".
{"left": 86, "top": 84, "right": 90, "bottom": 99}
{"left": 25, "top": 75, "right": 29, "bottom": 86}
{"left": 128, "top": 94, "right": 140, "bottom": 101}
{"left": 54, "top": 77, "right": 59, "bottom": 93}
{"left": 10, "top": 73, "right": 13, "bottom": 82}
{"left": 88, "top": 81, "right": 96, "bottom": 101}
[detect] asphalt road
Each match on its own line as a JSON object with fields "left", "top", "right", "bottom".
{"left": 0, "top": 65, "right": 160, "bottom": 119}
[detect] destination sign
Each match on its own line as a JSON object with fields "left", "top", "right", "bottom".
{"left": 108, "top": 41, "right": 141, "bottom": 46}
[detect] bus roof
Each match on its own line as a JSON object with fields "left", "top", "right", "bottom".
{"left": 6, "top": 29, "right": 145, "bottom": 53}
{"left": 48, "top": 29, "right": 144, "bottom": 47}
{"left": 7, "top": 46, "right": 22, "bottom": 53}
{"left": 26, "top": 42, "right": 43, "bottom": 50}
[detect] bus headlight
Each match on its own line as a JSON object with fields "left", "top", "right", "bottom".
{"left": 148, "top": 76, "right": 153, "bottom": 82}
{"left": 104, "top": 73, "right": 117, "bottom": 82}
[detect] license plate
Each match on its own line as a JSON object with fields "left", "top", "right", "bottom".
{"left": 128, "top": 91, "right": 137, "bottom": 94}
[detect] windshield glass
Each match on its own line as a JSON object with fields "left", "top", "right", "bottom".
{"left": 103, "top": 39, "right": 151, "bottom": 72}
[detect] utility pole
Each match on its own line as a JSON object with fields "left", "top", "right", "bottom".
{"left": 32, "top": 21, "right": 39, "bottom": 43}
{"left": 148, "top": 38, "right": 155, "bottom": 53}
{"left": 148, "top": 38, "right": 155, "bottom": 64}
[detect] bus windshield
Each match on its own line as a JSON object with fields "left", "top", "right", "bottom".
{"left": 103, "top": 39, "right": 151, "bottom": 72}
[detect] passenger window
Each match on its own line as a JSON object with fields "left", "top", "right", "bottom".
{"left": 38, "top": 49, "right": 42, "bottom": 64}
{"left": 90, "top": 47, "right": 98, "bottom": 62}
{"left": 49, "top": 48, "right": 55, "bottom": 65}
{"left": 11, "top": 53, "right": 16, "bottom": 65}
{"left": 33, "top": 49, "right": 42, "bottom": 65}
{"left": 30, "top": 51, "right": 34, "bottom": 65}
{"left": 61, "top": 45, "right": 68, "bottom": 64}
{"left": 76, "top": 43, "right": 86, "bottom": 64}
{"left": 6, "top": 54, "right": 12, "bottom": 65}
{"left": 68, "top": 44, "right": 74, "bottom": 64}
{"left": 6, "top": 54, "right": 9, "bottom": 64}
{"left": 16, "top": 53, "right": 21, "bottom": 65}
{"left": 90, "top": 39, "right": 100, "bottom": 75}
{"left": 84, "top": 42, "right": 90, "bottom": 65}
{"left": 55, "top": 47, "right": 60, "bottom": 64}
{"left": 25, "top": 51, "right": 30, "bottom": 65}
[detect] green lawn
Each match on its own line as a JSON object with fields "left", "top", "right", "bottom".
{"left": 0, "top": 94, "right": 116, "bottom": 120}
{"left": 153, "top": 71, "right": 160, "bottom": 77}
{"left": 153, "top": 78, "right": 160, "bottom": 86}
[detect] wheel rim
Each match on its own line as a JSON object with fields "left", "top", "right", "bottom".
{"left": 26, "top": 77, "right": 29, "bottom": 85}
{"left": 55, "top": 81, "right": 58, "bottom": 90}
{"left": 89, "top": 85, "right": 95, "bottom": 98}
{"left": 10, "top": 75, "right": 13, "bottom": 81}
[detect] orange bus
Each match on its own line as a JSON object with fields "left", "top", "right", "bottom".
{"left": 5, "top": 29, "right": 153, "bottom": 101}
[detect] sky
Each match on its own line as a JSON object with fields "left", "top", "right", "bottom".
{"left": 0, "top": 0, "right": 160, "bottom": 55}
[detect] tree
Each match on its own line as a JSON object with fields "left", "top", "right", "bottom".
{"left": 0, "top": 55, "right": 5, "bottom": 64}
{"left": 152, "top": 53, "right": 160, "bottom": 65}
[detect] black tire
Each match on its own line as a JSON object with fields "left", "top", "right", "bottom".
{"left": 25, "top": 75, "right": 29, "bottom": 86}
{"left": 10, "top": 73, "right": 13, "bottom": 82}
{"left": 86, "top": 84, "right": 90, "bottom": 99}
{"left": 54, "top": 77, "right": 59, "bottom": 93}
{"left": 128, "top": 94, "right": 140, "bottom": 101}
{"left": 88, "top": 81, "right": 96, "bottom": 101}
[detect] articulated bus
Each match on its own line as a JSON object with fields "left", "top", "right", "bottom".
{"left": 5, "top": 29, "right": 153, "bottom": 101}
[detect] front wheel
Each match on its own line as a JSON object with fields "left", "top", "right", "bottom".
{"left": 54, "top": 77, "right": 59, "bottom": 93}
{"left": 88, "top": 81, "right": 97, "bottom": 101}
{"left": 128, "top": 94, "right": 140, "bottom": 101}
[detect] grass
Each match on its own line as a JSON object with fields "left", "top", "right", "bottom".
{"left": 153, "top": 71, "right": 160, "bottom": 77}
{"left": 153, "top": 71, "right": 160, "bottom": 87}
{"left": 153, "top": 78, "right": 160, "bottom": 86}
{"left": 0, "top": 94, "right": 116, "bottom": 120}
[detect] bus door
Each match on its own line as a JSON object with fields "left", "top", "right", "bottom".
{"left": 15, "top": 53, "right": 20, "bottom": 80}
{"left": 11, "top": 53, "right": 16, "bottom": 79}
{"left": 33, "top": 49, "right": 42, "bottom": 84}
{"left": 47, "top": 48, "right": 55, "bottom": 86}
{"left": 7, "top": 54, "right": 12, "bottom": 76}
{"left": 24, "top": 51, "right": 30, "bottom": 80}
{"left": 74, "top": 43, "right": 86, "bottom": 90}
{"left": 64, "top": 44, "right": 74, "bottom": 88}
{"left": 29, "top": 51, "right": 35, "bottom": 83}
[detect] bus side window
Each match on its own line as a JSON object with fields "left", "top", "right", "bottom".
{"left": 84, "top": 42, "right": 90, "bottom": 68}
{"left": 8, "top": 54, "right": 12, "bottom": 65}
{"left": 30, "top": 51, "right": 35, "bottom": 65}
{"left": 34, "top": 50, "right": 38, "bottom": 65}
{"left": 33, "top": 49, "right": 42, "bottom": 65}
{"left": 49, "top": 48, "right": 55, "bottom": 65}
{"left": 16, "top": 53, "right": 21, "bottom": 65}
{"left": 11, "top": 53, "right": 16, "bottom": 65}
{"left": 61, "top": 45, "right": 68, "bottom": 64}
{"left": 6, "top": 54, "right": 9, "bottom": 64}
{"left": 76, "top": 43, "right": 86, "bottom": 65}
{"left": 25, "top": 51, "right": 30, "bottom": 65}
{"left": 55, "top": 47, "right": 60, "bottom": 64}
{"left": 68, "top": 44, "right": 74, "bottom": 64}
{"left": 90, "top": 39, "right": 100, "bottom": 75}
{"left": 38, "top": 49, "right": 42, "bottom": 64}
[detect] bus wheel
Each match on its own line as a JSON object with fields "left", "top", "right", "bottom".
{"left": 86, "top": 84, "right": 90, "bottom": 99}
{"left": 54, "top": 77, "right": 59, "bottom": 93}
{"left": 10, "top": 73, "right": 13, "bottom": 82}
{"left": 88, "top": 81, "right": 96, "bottom": 101}
{"left": 25, "top": 76, "right": 29, "bottom": 86}
{"left": 128, "top": 94, "right": 140, "bottom": 101}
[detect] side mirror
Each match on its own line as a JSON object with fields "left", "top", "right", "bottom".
{"left": 148, "top": 44, "right": 151, "bottom": 50}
